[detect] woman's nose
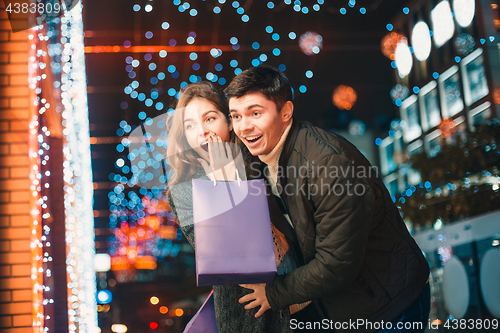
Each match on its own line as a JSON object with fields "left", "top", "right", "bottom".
{"left": 199, "top": 124, "right": 211, "bottom": 137}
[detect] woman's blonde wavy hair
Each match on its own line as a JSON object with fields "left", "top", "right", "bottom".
{"left": 166, "top": 82, "right": 232, "bottom": 186}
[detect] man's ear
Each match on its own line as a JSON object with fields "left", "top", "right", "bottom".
{"left": 280, "top": 101, "right": 294, "bottom": 123}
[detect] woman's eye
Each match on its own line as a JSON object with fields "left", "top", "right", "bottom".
{"left": 185, "top": 124, "right": 194, "bottom": 130}
{"left": 206, "top": 117, "right": 215, "bottom": 122}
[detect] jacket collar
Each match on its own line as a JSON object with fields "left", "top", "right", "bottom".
{"left": 245, "top": 119, "right": 300, "bottom": 188}
{"left": 277, "top": 118, "right": 300, "bottom": 189}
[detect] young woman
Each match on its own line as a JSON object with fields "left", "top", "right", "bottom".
{"left": 166, "top": 82, "right": 296, "bottom": 333}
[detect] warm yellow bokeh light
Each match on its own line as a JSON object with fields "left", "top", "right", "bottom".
{"left": 175, "top": 308, "right": 184, "bottom": 316}
{"left": 150, "top": 296, "right": 159, "bottom": 305}
{"left": 332, "top": 85, "right": 358, "bottom": 111}
{"left": 159, "top": 306, "right": 168, "bottom": 314}
{"left": 111, "top": 324, "right": 128, "bottom": 333}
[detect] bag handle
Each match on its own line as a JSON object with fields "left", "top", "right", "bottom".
{"left": 211, "top": 168, "right": 241, "bottom": 187}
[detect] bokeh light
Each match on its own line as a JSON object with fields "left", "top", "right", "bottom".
{"left": 333, "top": 85, "right": 358, "bottom": 110}
{"left": 381, "top": 32, "right": 405, "bottom": 60}
{"left": 299, "top": 31, "right": 323, "bottom": 55}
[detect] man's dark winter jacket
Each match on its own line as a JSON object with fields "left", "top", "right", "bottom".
{"left": 248, "top": 120, "right": 429, "bottom": 333}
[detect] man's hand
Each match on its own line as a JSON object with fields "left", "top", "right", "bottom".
{"left": 239, "top": 284, "right": 271, "bottom": 318}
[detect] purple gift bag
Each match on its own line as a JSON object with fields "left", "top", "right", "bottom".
{"left": 192, "top": 178, "right": 277, "bottom": 286}
{"left": 183, "top": 291, "right": 218, "bottom": 333}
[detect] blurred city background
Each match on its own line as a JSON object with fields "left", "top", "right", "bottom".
{"left": 0, "top": 0, "right": 499, "bottom": 332}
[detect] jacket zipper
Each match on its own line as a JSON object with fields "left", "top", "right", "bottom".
{"left": 358, "top": 277, "right": 374, "bottom": 297}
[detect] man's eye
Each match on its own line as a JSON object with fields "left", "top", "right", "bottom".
{"left": 253, "top": 112, "right": 259, "bottom": 116}
{"left": 232, "top": 115, "right": 240, "bottom": 120}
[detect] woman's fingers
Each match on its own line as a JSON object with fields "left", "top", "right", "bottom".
{"left": 224, "top": 142, "right": 233, "bottom": 160}
{"left": 209, "top": 136, "right": 229, "bottom": 170}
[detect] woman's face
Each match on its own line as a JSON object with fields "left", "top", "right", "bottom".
{"left": 182, "top": 98, "right": 231, "bottom": 161}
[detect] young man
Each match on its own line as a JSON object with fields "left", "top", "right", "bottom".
{"left": 224, "top": 66, "right": 430, "bottom": 333}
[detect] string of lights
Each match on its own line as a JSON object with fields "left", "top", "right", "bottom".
{"left": 60, "top": 4, "right": 98, "bottom": 333}
{"left": 27, "top": 2, "right": 97, "bottom": 332}
{"left": 28, "top": 21, "right": 54, "bottom": 333}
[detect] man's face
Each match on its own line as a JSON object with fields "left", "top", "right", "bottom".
{"left": 229, "top": 93, "right": 290, "bottom": 156}
{"left": 183, "top": 98, "right": 231, "bottom": 161}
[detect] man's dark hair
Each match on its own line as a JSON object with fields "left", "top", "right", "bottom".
{"left": 224, "top": 66, "right": 293, "bottom": 112}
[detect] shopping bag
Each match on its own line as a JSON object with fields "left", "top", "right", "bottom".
{"left": 183, "top": 291, "right": 218, "bottom": 333}
{"left": 192, "top": 178, "right": 277, "bottom": 286}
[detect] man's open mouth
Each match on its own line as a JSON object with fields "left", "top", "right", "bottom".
{"left": 200, "top": 142, "right": 209, "bottom": 152}
{"left": 245, "top": 135, "right": 262, "bottom": 143}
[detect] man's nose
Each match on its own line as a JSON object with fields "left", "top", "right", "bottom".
{"left": 239, "top": 117, "right": 253, "bottom": 132}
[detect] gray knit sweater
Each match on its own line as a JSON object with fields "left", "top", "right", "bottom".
{"left": 168, "top": 169, "right": 295, "bottom": 333}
